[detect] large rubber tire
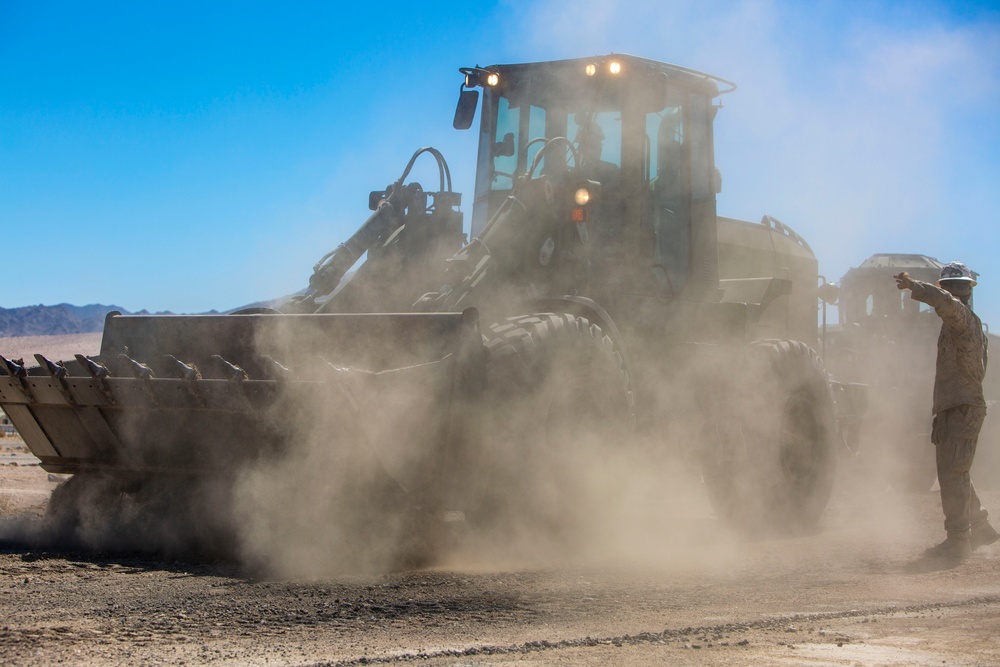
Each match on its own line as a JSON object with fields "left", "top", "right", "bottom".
{"left": 469, "top": 313, "right": 634, "bottom": 540}
{"left": 704, "top": 339, "right": 838, "bottom": 532}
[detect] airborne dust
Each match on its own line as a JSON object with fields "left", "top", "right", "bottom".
{"left": 0, "top": 316, "right": 967, "bottom": 581}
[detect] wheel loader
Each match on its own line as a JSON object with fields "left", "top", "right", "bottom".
{"left": 0, "top": 55, "right": 865, "bottom": 553}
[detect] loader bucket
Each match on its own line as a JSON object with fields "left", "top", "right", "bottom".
{"left": 0, "top": 310, "right": 485, "bottom": 494}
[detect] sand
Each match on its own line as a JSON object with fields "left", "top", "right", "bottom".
{"left": 0, "top": 332, "right": 104, "bottom": 363}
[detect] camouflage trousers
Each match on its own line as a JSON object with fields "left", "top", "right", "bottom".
{"left": 932, "top": 404, "right": 989, "bottom": 536}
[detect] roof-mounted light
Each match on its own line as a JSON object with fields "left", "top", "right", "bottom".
{"left": 584, "top": 63, "right": 597, "bottom": 76}
{"left": 462, "top": 68, "right": 500, "bottom": 88}
{"left": 608, "top": 60, "right": 622, "bottom": 75}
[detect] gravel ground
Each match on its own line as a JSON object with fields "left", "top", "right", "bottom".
{"left": 3, "top": 437, "right": 1000, "bottom": 666}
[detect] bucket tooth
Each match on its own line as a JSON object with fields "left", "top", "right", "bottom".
{"left": 164, "top": 354, "right": 202, "bottom": 381}
{"left": 35, "top": 354, "right": 76, "bottom": 405}
{"left": 211, "top": 355, "right": 248, "bottom": 382}
{"left": 0, "top": 355, "right": 27, "bottom": 379}
{"left": 209, "top": 355, "right": 253, "bottom": 410}
{"left": 119, "top": 354, "right": 155, "bottom": 380}
{"left": 75, "top": 354, "right": 110, "bottom": 380}
{"left": 260, "top": 355, "right": 293, "bottom": 381}
{"left": 75, "top": 354, "right": 116, "bottom": 405}
{"left": 0, "top": 355, "right": 35, "bottom": 402}
{"left": 164, "top": 354, "right": 206, "bottom": 407}
{"left": 118, "top": 353, "right": 158, "bottom": 405}
{"left": 34, "top": 354, "right": 68, "bottom": 380}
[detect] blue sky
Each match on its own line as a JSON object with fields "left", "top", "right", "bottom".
{"left": 2, "top": 1, "right": 999, "bottom": 325}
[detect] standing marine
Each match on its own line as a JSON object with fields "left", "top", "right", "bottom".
{"left": 895, "top": 261, "right": 998, "bottom": 561}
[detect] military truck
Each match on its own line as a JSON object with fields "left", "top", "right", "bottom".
{"left": 822, "top": 253, "right": 999, "bottom": 491}
{"left": 0, "top": 55, "right": 864, "bottom": 555}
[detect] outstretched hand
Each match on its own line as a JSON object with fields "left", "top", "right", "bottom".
{"left": 894, "top": 271, "right": 913, "bottom": 291}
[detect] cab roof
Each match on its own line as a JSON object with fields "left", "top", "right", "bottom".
{"left": 470, "top": 54, "right": 736, "bottom": 99}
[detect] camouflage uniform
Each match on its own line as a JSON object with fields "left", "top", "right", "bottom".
{"left": 909, "top": 280, "right": 989, "bottom": 538}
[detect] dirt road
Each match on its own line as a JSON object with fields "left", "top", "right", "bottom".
{"left": 2, "top": 438, "right": 1000, "bottom": 666}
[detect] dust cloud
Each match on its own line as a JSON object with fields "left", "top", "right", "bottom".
{"left": 220, "top": 320, "right": 934, "bottom": 581}
{"left": 0, "top": 316, "right": 941, "bottom": 581}
{"left": 0, "top": 469, "right": 238, "bottom": 560}
{"left": 226, "top": 337, "right": 744, "bottom": 579}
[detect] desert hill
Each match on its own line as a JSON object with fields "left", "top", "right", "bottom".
{"left": 0, "top": 304, "right": 131, "bottom": 337}
{"left": 0, "top": 299, "right": 282, "bottom": 362}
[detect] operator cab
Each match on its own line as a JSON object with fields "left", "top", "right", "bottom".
{"left": 456, "top": 55, "right": 733, "bottom": 299}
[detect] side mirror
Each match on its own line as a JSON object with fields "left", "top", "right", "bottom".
{"left": 713, "top": 167, "right": 723, "bottom": 194}
{"left": 818, "top": 281, "right": 841, "bottom": 305}
{"left": 453, "top": 88, "right": 479, "bottom": 130}
{"left": 368, "top": 191, "right": 387, "bottom": 211}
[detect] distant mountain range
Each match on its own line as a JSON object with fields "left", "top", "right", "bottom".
{"left": 0, "top": 300, "right": 286, "bottom": 337}
{"left": 0, "top": 304, "right": 139, "bottom": 337}
{"left": 0, "top": 303, "right": 179, "bottom": 337}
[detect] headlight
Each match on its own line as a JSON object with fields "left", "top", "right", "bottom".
{"left": 574, "top": 187, "right": 591, "bottom": 206}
